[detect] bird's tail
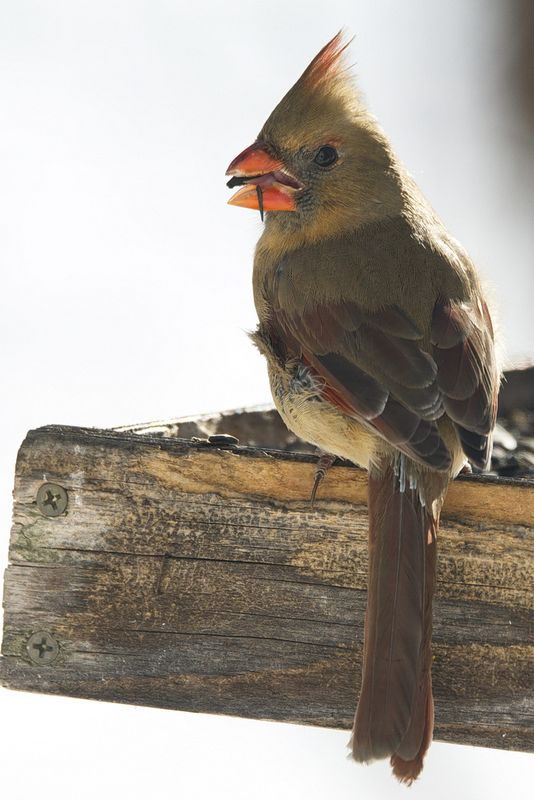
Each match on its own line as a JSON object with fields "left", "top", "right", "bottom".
{"left": 350, "top": 459, "right": 444, "bottom": 784}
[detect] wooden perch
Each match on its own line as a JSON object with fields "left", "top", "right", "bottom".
{"left": 1, "top": 423, "right": 533, "bottom": 753}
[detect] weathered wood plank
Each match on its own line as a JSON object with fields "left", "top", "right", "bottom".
{"left": 1, "top": 425, "right": 533, "bottom": 752}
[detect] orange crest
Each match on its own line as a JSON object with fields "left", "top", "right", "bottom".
{"left": 302, "top": 31, "right": 352, "bottom": 89}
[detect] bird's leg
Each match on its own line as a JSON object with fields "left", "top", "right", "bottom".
{"left": 310, "top": 451, "right": 337, "bottom": 507}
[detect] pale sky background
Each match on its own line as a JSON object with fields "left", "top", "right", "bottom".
{"left": 0, "top": 2, "right": 533, "bottom": 799}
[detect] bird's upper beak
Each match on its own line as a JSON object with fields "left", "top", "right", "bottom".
{"left": 225, "top": 142, "right": 302, "bottom": 215}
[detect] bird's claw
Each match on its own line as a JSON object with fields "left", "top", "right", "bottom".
{"left": 310, "top": 453, "right": 336, "bottom": 508}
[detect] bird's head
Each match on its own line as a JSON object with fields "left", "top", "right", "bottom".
{"left": 226, "top": 32, "right": 403, "bottom": 246}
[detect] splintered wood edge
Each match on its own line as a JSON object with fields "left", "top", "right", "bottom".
{"left": 18, "top": 425, "right": 534, "bottom": 527}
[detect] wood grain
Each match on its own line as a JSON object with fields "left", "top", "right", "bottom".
{"left": 1, "top": 424, "right": 533, "bottom": 752}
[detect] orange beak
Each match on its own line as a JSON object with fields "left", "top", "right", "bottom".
{"left": 226, "top": 142, "right": 301, "bottom": 216}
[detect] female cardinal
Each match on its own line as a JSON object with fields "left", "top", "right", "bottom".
{"left": 226, "top": 33, "right": 499, "bottom": 783}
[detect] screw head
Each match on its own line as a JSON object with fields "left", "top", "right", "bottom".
{"left": 36, "top": 483, "right": 68, "bottom": 517}
{"left": 27, "top": 631, "right": 60, "bottom": 664}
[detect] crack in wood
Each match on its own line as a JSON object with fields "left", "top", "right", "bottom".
{"left": 129, "top": 627, "right": 351, "bottom": 650}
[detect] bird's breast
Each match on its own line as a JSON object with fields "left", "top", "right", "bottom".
{"left": 262, "top": 345, "right": 375, "bottom": 469}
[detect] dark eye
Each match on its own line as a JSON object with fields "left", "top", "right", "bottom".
{"left": 313, "top": 145, "right": 338, "bottom": 167}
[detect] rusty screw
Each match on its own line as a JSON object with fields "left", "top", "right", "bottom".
{"left": 27, "top": 631, "right": 60, "bottom": 665}
{"left": 36, "top": 483, "right": 68, "bottom": 517}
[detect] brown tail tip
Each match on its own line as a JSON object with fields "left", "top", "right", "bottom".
{"left": 390, "top": 753, "right": 424, "bottom": 786}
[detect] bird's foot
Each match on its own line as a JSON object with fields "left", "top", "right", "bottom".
{"left": 310, "top": 452, "right": 337, "bottom": 508}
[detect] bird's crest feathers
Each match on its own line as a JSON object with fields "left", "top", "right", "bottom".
{"left": 259, "top": 32, "right": 364, "bottom": 154}
{"left": 301, "top": 30, "right": 353, "bottom": 90}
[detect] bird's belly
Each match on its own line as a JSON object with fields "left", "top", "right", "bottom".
{"left": 268, "top": 360, "right": 375, "bottom": 469}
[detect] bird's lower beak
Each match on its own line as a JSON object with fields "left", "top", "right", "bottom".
{"left": 225, "top": 142, "right": 302, "bottom": 214}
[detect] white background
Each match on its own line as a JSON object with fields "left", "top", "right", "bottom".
{"left": 0, "top": 2, "right": 533, "bottom": 798}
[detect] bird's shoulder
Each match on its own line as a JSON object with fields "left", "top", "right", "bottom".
{"left": 258, "top": 214, "right": 476, "bottom": 323}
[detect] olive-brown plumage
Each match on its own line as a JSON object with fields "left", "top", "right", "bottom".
{"left": 227, "top": 33, "right": 499, "bottom": 783}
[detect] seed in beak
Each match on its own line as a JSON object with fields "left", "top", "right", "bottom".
{"left": 256, "top": 186, "right": 264, "bottom": 221}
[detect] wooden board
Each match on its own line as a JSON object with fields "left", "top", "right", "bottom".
{"left": 1, "top": 424, "right": 533, "bottom": 752}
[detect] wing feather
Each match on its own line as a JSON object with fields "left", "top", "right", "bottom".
{"left": 431, "top": 298, "right": 498, "bottom": 467}
{"left": 270, "top": 247, "right": 498, "bottom": 471}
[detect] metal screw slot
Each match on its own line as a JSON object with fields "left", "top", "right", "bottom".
{"left": 27, "top": 631, "right": 60, "bottom": 665}
{"left": 36, "top": 483, "right": 68, "bottom": 517}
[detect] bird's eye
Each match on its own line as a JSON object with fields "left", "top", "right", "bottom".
{"left": 313, "top": 145, "right": 338, "bottom": 167}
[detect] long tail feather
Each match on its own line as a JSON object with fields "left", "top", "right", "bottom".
{"left": 350, "top": 459, "right": 443, "bottom": 783}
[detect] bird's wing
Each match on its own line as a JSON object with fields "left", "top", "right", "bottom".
{"left": 431, "top": 296, "right": 498, "bottom": 468}
{"left": 273, "top": 289, "right": 497, "bottom": 471}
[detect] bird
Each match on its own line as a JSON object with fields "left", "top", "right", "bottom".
{"left": 225, "top": 32, "right": 499, "bottom": 784}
